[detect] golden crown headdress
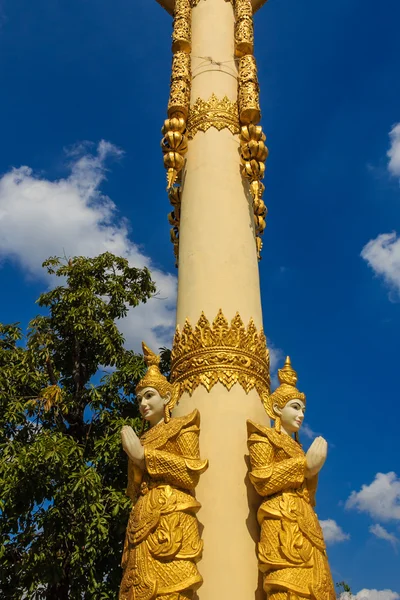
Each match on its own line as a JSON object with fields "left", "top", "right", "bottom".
{"left": 136, "top": 343, "right": 173, "bottom": 397}
{"left": 265, "top": 356, "right": 306, "bottom": 422}
{"left": 136, "top": 342, "right": 176, "bottom": 422}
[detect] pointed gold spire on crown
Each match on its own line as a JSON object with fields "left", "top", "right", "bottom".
{"left": 142, "top": 342, "right": 161, "bottom": 368}
{"left": 135, "top": 342, "right": 173, "bottom": 399}
{"left": 277, "top": 356, "right": 298, "bottom": 387}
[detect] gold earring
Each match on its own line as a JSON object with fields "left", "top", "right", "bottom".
{"left": 275, "top": 416, "right": 281, "bottom": 433}
{"left": 164, "top": 403, "right": 171, "bottom": 423}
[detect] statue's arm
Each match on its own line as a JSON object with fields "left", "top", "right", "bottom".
{"left": 248, "top": 435, "right": 306, "bottom": 497}
{"left": 145, "top": 425, "right": 208, "bottom": 490}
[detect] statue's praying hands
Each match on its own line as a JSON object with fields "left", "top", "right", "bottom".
{"left": 305, "top": 436, "right": 328, "bottom": 479}
{"left": 121, "top": 425, "right": 145, "bottom": 469}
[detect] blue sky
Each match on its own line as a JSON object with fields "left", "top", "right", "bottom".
{"left": 0, "top": 0, "right": 399, "bottom": 596}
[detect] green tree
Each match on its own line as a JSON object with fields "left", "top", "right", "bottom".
{"left": 0, "top": 253, "right": 162, "bottom": 599}
{"left": 336, "top": 581, "right": 352, "bottom": 597}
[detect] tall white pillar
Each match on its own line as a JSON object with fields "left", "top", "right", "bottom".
{"left": 172, "top": 1, "right": 269, "bottom": 598}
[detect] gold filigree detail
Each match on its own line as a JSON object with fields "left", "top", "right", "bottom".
{"left": 234, "top": 0, "right": 254, "bottom": 57}
{"left": 168, "top": 51, "right": 191, "bottom": 120}
{"left": 163, "top": 0, "right": 192, "bottom": 263}
{"left": 238, "top": 54, "right": 261, "bottom": 125}
{"left": 172, "top": 0, "right": 192, "bottom": 54}
{"left": 186, "top": 94, "right": 240, "bottom": 139}
{"left": 170, "top": 309, "right": 270, "bottom": 399}
{"left": 239, "top": 124, "right": 268, "bottom": 259}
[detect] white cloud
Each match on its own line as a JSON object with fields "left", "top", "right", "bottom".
{"left": 301, "top": 423, "right": 316, "bottom": 439}
{"left": 361, "top": 232, "right": 400, "bottom": 296}
{"left": 319, "top": 519, "right": 350, "bottom": 545}
{"left": 268, "top": 343, "right": 283, "bottom": 379}
{"left": 360, "top": 123, "right": 400, "bottom": 295}
{"left": 0, "top": 141, "right": 177, "bottom": 351}
{"left": 387, "top": 123, "right": 400, "bottom": 177}
{"left": 339, "top": 590, "right": 399, "bottom": 600}
{"left": 369, "top": 524, "right": 399, "bottom": 550}
{"left": 345, "top": 472, "right": 400, "bottom": 522}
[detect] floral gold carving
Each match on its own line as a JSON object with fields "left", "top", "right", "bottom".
{"left": 187, "top": 94, "right": 240, "bottom": 139}
{"left": 236, "top": 17, "right": 267, "bottom": 258}
{"left": 172, "top": 0, "right": 192, "bottom": 53}
{"left": 168, "top": 51, "right": 191, "bottom": 119}
{"left": 234, "top": 0, "right": 254, "bottom": 57}
{"left": 238, "top": 54, "right": 261, "bottom": 125}
{"left": 239, "top": 124, "right": 268, "bottom": 259}
{"left": 170, "top": 309, "right": 270, "bottom": 399}
{"left": 162, "top": 0, "right": 192, "bottom": 263}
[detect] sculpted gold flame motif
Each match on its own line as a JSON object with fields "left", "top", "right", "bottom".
{"left": 170, "top": 309, "right": 270, "bottom": 400}
{"left": 247, "top": 357, "right": 335, "bottom": 600}
{"left": 119, "top": 344, "right": 208, "bottom": 600}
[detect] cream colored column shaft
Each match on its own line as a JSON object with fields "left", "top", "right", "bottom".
{"left": 176, "top": 0, "right": 262, "bottom": 328}
{"left": 174, "top": 386, "right": 268, "bottom": 600}
{"left": 174, "top": 0, "right": 268, "bottom": 598}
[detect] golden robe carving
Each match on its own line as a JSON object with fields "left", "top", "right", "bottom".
{"left": 247, "top": 421, "right": 335, "bottom": 600}
{"left": 120, "top": 410, "right": 208, "bottom": 600}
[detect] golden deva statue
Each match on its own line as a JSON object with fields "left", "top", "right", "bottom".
{"left": 247, "top": 357, "right": 335, "bottom": 600}
{"left": 119, "top": 343, "right": 208, "bottom": 600}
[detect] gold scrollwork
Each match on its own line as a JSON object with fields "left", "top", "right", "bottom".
{"left": 172, "top": 0, "right": 192, "bottom": 54}
{"left": 170, "top": 309, "right": 270, "bottom": 399}
{"left": 187, "top": 94, "right": 240, "bottom": 139}
{"left": 163, "top": 0, "right": 192, "bottom": 265}
{"left": 236, "top": 17, "right": 267, "bottom": 259}
{"left": 168, "top": 51, "right": 191, "bottom": 119}
{"left": 234, "top": 0, "right": 254, "bottom": 57}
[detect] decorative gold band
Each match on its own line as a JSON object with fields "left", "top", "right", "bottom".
{"left": 187, "top": 94, "right": 240, "bottom": 139}
{"left": 170, "top": 310, "right": 270, "bottom": 398}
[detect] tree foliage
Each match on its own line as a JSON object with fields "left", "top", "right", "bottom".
{"left": 336, "top": 581, "right": 353, "bottom": 598}
{"left": 0, "top": 253, "right": 165, "bottom": 599}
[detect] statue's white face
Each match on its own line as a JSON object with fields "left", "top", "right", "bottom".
{"left": 274, "top": 398, "right": 305, "bottom": 435}
{"left": 137, "top": 386, "right": 170, "bottom": 427}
